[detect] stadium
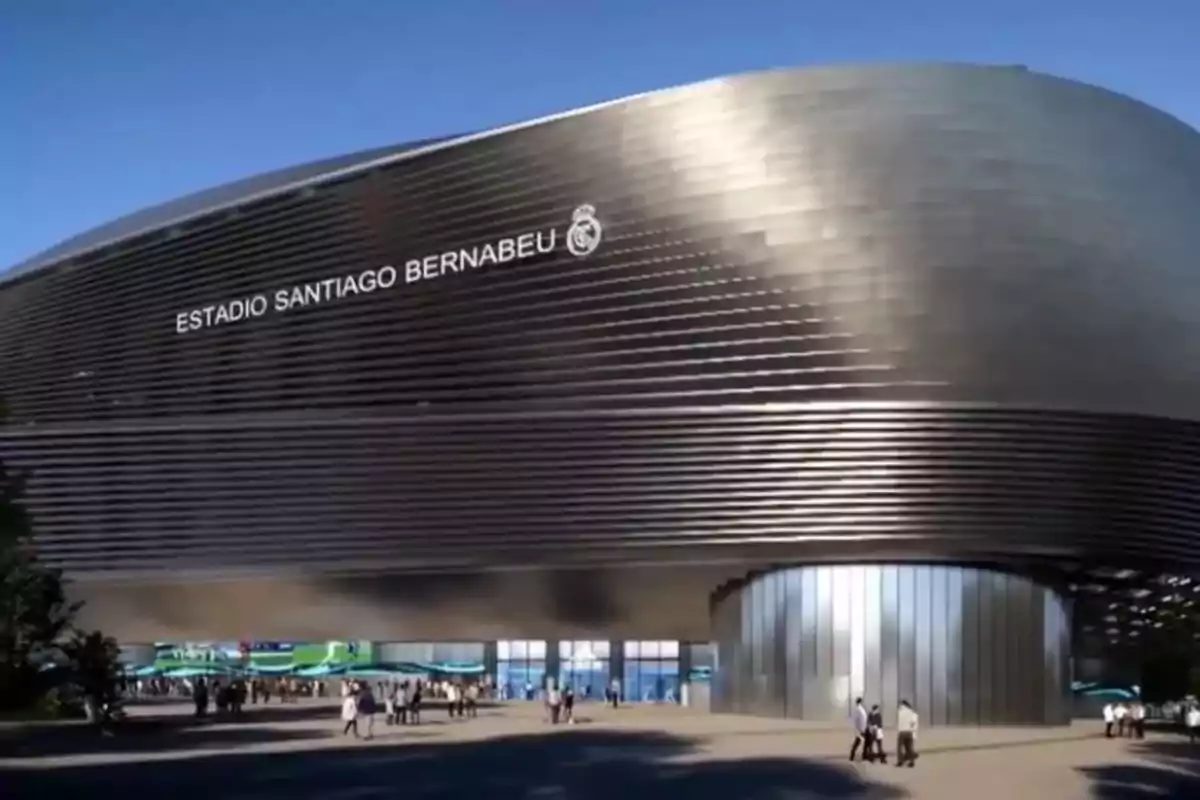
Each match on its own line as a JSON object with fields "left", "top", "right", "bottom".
{"left": 2, "top": 63, "right": 1200, "bottom": 725}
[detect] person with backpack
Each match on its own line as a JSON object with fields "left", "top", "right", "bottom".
{"left": 357, "top": 685, "right": 378, "bottom": 740}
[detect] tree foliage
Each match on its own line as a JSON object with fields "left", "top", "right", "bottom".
{"left": 0, "top": 400, "right": 92, "bottom": 712}
{"left": 60, "top": 629, "right": 123, "bottom": 721}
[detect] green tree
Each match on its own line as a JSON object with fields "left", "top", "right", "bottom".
{"left": 60, "top": 629, "right": 122, "bottom": 723}
{"left": 0, "top": 400, "right": 84, "bottom": 712}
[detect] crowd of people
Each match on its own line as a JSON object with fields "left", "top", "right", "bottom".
{"left": 182, "top": 676, "right": 337, "bottom": 718}
{"left": 1101, "top": 700, "right": 1148, "bottom": 739}
{"left": 849, "top": 698, "right": 920, "bottom": 768}
{"left": 121, "top": 671, "right": 1200, "bottom": 750}
{"left": 338, "top": 678, "right": 487, "bottom": 740}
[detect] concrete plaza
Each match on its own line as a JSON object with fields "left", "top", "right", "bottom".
{"left": 2, "top": 699, "right": 1198, "bottom": 798}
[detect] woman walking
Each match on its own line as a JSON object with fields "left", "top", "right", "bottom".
{"left": 341, "top": 689, "right": 360, "bottom": 738}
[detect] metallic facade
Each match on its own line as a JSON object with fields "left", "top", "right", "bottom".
{"left": 712, "top": 565, "right": 1072, "bottom": 725}
{"left": 2, "top": 63, "right": 1200, "bottom": 720}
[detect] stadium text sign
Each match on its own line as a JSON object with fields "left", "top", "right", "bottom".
{"left": 173, "top": 204, "right": 604, "bottom": 335}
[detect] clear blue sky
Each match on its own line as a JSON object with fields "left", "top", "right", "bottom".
{"left": 1, "top": 0, "right": 1196, "bottom": 272}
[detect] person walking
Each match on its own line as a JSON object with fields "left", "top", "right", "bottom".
{"left": 341, "top": 691, "right": 360, "bottom": 738}
{"left": 409, "top": 680, "right": 423, "bottom": 725}
{"left": 896, "top": 700, "right": 919, "bottom": 768}
{"left": 1102, "top": 702, "right": 1115, "bottom": 738}
{"left": 1115, "top": 702, "right": 1129, "bottom": 737}
{"left": 849, "top": 698, "right": 870, "bottom": 762}
{"left": 1130, "top": 702, "right": 1146, "bottom": 739}
{"left": 193, "top": 678, "right": 209, "bottom": 719}
{"left": 464, "top": 682, "right": 479, "bottom": 718}
{"left": 384, "top": 684, "right": 397, "bottom": 726}
{"left": 1186, "top": 704, "right": 1200, "bottom": 744}
{"left": 564, "top": 686, "right": 576, "bottom": 724}
{"left": 867, "top": 704, "right": 887, "bottom": 764}
{"left": 358, "top": 686, "right": 377, "bottom": 740}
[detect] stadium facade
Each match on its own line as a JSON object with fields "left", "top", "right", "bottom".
{"left": 3, "top": 63, "right": 1200, "bottom": 725}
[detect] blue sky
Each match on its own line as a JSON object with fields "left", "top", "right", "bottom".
{"left": 1, "top": 0, "right": 1196, "bottom": 272}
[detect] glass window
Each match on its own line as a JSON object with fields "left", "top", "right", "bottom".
{"left": 559, "top": 641, "right": 573, "bottom": 658}
{"left": 624, "top": 641, "right": 640, "bottom": 658}
{"left": 640, "top": 641, "right": 659, "bottom": 659}
{"left": 496, "top": 641, "right": 549, "bottom": 700}
{"left": 560, "top": 660, "right": 608, "bottom": 697}
{"left": 529, "top": 660, "right": 546, "bottom": 688}
{"left": 498, "top": 660, "right": 546, "bottom": 700}
{"left": 660, "top": 640, "right": 679, "bottom": 658}
{"left": 560, "top": 640, "right": 609, "bottom": 699}
{"left": 623, "top": 658, "right": 680, "bottom": 703}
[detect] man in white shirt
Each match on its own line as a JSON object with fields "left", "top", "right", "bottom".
{"left": 341, "top": 691, "right": 360, "bottom": 738}
{"left": 465, "top": 683, "right": 480, "bottom": 718}
{"left": 849, "top": 698, "right": 869, "bottom": 762}
{"left": 1130, "top": 702, "right": 1146, "bottom": 739}
{"left": 1102, "top": 702, "right": 1115, "bottom": 738}
{"left": 896, "top": 700, "right": 919, "bottom": 768}
{"left": 1185, "top": 704, "right": 1200, "bottom": 744}
{"left": 1114, "top": 702, "right": 1129, "bottom": 737}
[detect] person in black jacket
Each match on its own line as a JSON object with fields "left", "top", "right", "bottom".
{"left": 357, "top": 687, "right": 377, "bottom": 740}
{"left": 867, "top": 704, "right": 887, "bottom": 763}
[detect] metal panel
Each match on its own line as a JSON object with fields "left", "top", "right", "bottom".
{"left": 800, "top": 567, "right": 819, "bottom": 718}
{"left": 771, "top": 570, "right": 788, "bottom": 718}
{"left": 1, "top": 138, "right": 457, "bottom": 284}
{"left": 815, "top": 566, "right": 834, "bottom": 718}
{"left": 880, "top": 566, "right": 899, "bottom": 716}
{"left": 993, "top": 573, "right": 1010, "bottom": 724}
{"left": 832, "top": 564, "right": 851, "bottom": 712}
{"left": 784, "top": 569, "right": 802, "bottom": 716}
{"left": 897, "top": 566, "right": 917, "bottom": 708}
{"left": 929, "top": 567, "right": 948, "bottom": 725}
{"left": 863, "top": 564, "right": 882, "bottom": 722}
{"left": 711, "top": 565, "right": 1071, "bottom": 726}
{"left": 914, "top": 565, "right": 932, "bottom": 719}
{"left": 978, "top": 571, "right": 995, "bottom": 723}
{"left": 961, "top": 568, "right": 980, "bottom": 724}
{"left": 0, "top": 64, "right": 1198, "bottom": 646}
{"left": 946, "top": 567, "right": 964, "bottom": 725}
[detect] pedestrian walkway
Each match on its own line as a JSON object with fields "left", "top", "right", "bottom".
{"left": 2, "top": 699, "right": 1197, "bottom": 798}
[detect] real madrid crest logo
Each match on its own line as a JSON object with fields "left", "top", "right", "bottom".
{"left": 566, "top": 204, "right": 603, "bottom": 257}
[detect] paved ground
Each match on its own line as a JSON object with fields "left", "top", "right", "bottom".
{"left": 2, "top": 698, "right": 1198, "bottom": 798}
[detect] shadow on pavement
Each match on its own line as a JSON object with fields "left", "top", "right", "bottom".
{"left": 2, "top": 728, "right": 908, "bottom": 799}
{"left": 0, "top": 716, "right": 332, "bottom": 759}
{"left": 1079, "top": 737, "right": 1200, "bottom": 799}
{"left": 174, "top": 703, "right": 340, "bottom": 726}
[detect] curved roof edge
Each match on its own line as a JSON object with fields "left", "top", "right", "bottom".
{"left": 2, "top": 62, "right": 1116, "bottom": 286}
{"left": 1, "top": 136, "right": 454, "bottom": 284}
{"left": 1, "top": 71, "right": 678, "bottom": 286}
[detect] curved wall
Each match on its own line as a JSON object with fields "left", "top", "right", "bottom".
{"left": 3, "top": 64, "right": 1200, "bottom": 582}
{"left": 711, "top": 565, "right": 1072, "bottom": 725}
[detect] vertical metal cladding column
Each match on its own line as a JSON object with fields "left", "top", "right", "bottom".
{"left": 711, "top": 565, "right": 1071, "bottom": 726}
{"left": 483, "top": 641, "right": 499, "bottom": 684}
{"left": 608, "top": 640, "right": 625, "bottom": 700}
